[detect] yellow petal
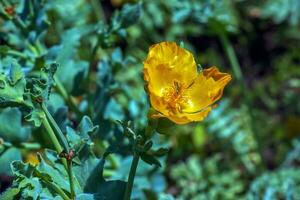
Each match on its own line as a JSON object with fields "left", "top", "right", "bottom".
{"left": 186, "top": 107, "right": 212, "bottom": 122}
{"left": 203, "top": 66, "right": 232, "bottom": 102}
{"left": 166, "top": 114, "right": 190, "bottom": 124}
{"left": 182, "top": 66, "right": 231, "bottom": 113}
{"left": 144, "top": 42, "right": 197, "bottom": 97}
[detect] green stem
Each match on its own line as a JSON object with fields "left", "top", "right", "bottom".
{"left": 219, "top": 33, "right": 244, "bottom": 83}
{"left": 124, "top": 153, "right": 140, "bottom": 200}
{"left": 43, "top": 179, "right": 70, "bottom": 200}
{"left": 67, "top": 161, "right": 75, "bottom": 199}
{"left": 42, "top": 103, "right": 80, "bottom": 192}
{"left": 42, "top": 103, "right": 70, "bottom": 152}
{"left": 42, "top": 115, "right": 63, "bottom": 154}
{"left": 219, "top": 33, "right": 266, "bottom": 170}
{"left": 42, "top": 105, "right": 81, "bottom": 195}
{"left": 41, "top": 113, "right": 68, "bottom": 169}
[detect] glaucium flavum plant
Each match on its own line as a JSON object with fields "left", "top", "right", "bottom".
{"left": 123, "top": 41, "right": 231, "bottom": 199}
{"left": 0, "top": 42, "right": 231, "bottom": 200}
{"left": 143, "top": 42, "right": 232, "bottom": 124}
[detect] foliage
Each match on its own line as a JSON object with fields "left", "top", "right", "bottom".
{"left": 0, "top": 0, "right": 300, "bottom": 199}
{"left": 170, "top": 155, "right": 244, "bottom": 200}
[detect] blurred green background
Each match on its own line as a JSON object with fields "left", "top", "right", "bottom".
{"left": 1, "top": 0, "right": 300, "bottom": 199}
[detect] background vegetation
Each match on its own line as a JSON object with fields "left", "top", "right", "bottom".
{"left": 0, "top": 0, "right": 300, "bottom": 199}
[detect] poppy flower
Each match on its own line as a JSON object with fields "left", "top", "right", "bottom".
{"left": 144, "top": 42, "right": 231, "bottom": 124}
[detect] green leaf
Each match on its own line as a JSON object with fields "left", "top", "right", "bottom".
{"left": 104, "top": 98, "right": 125, "bottom": 120}
{"left": 25, "top": 109, "right": 46, "bottom": 127}
{"left": 0, "top": 61, "right": 27, "bottom": 107}
{"left": 84, "top": 158, "right": 126, "bottom": 199}
{"left": 110, "top": 2, "right": 142, "bottom": 32}
{"left": 66, "top": 116, "right": 98, "bottom": 157}
{"left": 10, "top": 161, "right": 43, "bottom": 199}
{"left": 9, "top": 154, "right": 74, "bottom": 199}
{"left": 78, "top": 116, "right": 99, "bottom": 136}
{"left": 19, "top": 177, "right": 42, "bottom": 200}
{"left": 0, "top": 148, "right": 22, "bottom": 175}
{"left": 140, "top": 153, "right": 162, "bottom": 167}
{"left": 262, "top": 0, "right": 300, "bottom": 26}
{"left": 120, "top": 3, "right": 142, "bottom": 28}
{"left": 34, "top": 154, "right": 70, "bottom": 192}
{"left": 0, "top": 108, "right": 31, "bottom": 142}
{"left": 40, "top": 63, "right": 58, "bottom": 101}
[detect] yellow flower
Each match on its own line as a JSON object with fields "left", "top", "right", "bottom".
{"left": 143, "top": 42, "right": 232, "bottom": 124}
{"left": 24, "top": 152, "right": 40, "bottom": 166}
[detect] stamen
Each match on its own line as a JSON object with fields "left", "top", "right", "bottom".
{"left": 162, "top": 82, "right": 189, "bottom": 113}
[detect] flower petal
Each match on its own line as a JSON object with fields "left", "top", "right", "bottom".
{"left": 144, "top": 42, "right": 197, "bottom": 97}
{"left": 182, "top": 66, "right": 231, "bottom": 113}
{"left": 186, "top": 107, "right": 212, "bottom": 122}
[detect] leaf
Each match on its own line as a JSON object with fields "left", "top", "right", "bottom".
{"left": 84, "top": 158, "right": 126, "bottom": 199}
{"left": 10, "top": 161, "right": 43, "bottom": 200}
{"left": 0, "top": 148, "right": 22, "bottom": 175}
{"left": 19, "top": 177, "right": 42, "bottom": 200}
{"left": 34, "top": 154, "right": 70, "bottom": 192}
{"left": 40, "top": 63, "right": 58, "bottom": 101}
{"left": 140, "top": 153, "right": 162, "bottom": 167}
{"left": 25, "top": 109, "right": 46, "bottom": 127}
{"left": 0, "top": 108, "right": 31, "bottom": 142}
{"left": 93, "top": 180, "right": 126, "bottom": 200}
{"left": 103, "top": 98, "right": 124, "bottom": 120}
{"left": 0, "top": 61, "right": 27, "bottom": 107}
{"left": 78, "top": 116, "right": 99, "bottom": 136}
{"left": 9, "top": 154, "right": 74, "bottom": 199}
{"left": 110, "top": 2, "right": 142, "bottom": 32}
{"left": 262, "top": 0, "right": 300, "bottom": 26}
{"left": 66, "top": 116, "right": 98, "bottom": 157}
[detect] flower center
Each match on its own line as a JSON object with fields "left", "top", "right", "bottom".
{"left": 162, "top": 82, "right": 188, "bottom": 113}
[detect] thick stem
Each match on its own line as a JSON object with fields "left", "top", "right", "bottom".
{"left": 124, "top": 153, "right": 140, "bottom": 200}
{"left": 42, "top": 116, "right": 64, "bottom": 155}
{"left": 67, "top": 161, "right": 75, "bottom": 199}
{"left": 42, "top": 103, "right": 70, "bottom": 152}
{"left": 41, "top": 114, "right": 68, "bottom": 169}
{"left": 42, "top": 106, "right": 81, "bottom": 195}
